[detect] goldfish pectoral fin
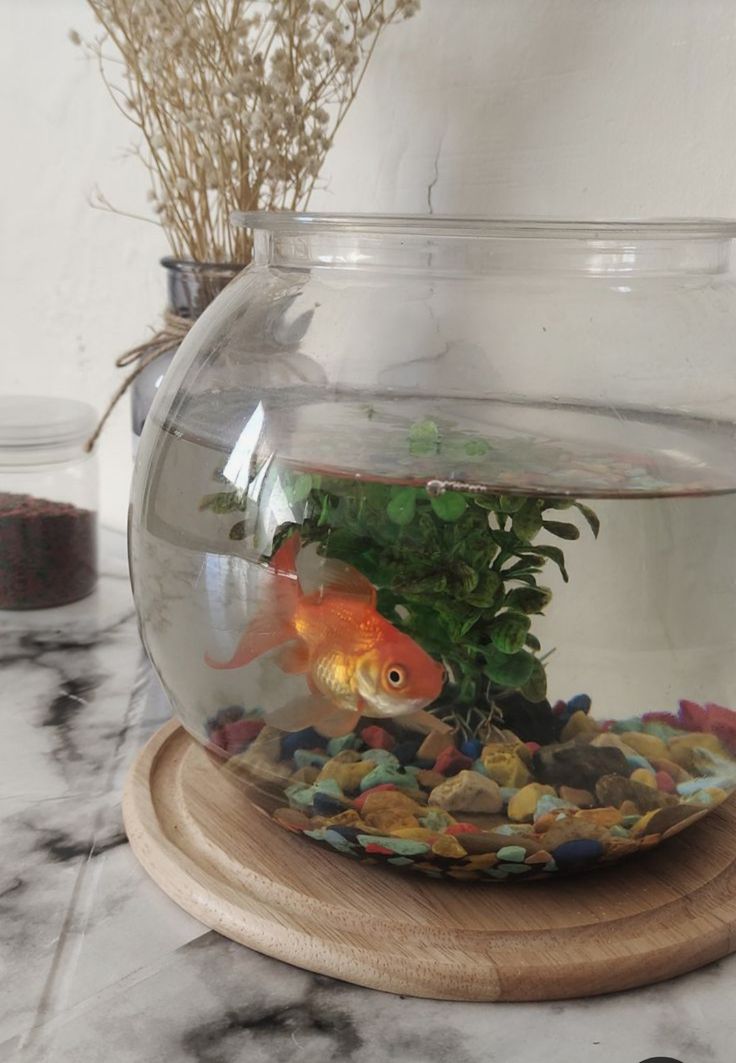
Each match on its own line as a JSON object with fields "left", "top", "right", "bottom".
{"left": 278, "top": 640, "right": 310, "bottom": 675}
{"left": 205, "top": 613, "right": 295, "bottom": 670}
{"left": 265, "top": 694, "right": 340, "bottom": 733}
{"left": 315, "top": 710, "right": 361, "bottom": 739}
{"left": 399, "top": 709, "right": 453, "bottom": 736}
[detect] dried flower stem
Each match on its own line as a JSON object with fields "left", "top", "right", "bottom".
{"left": 78, "top": 0, "right": 420, "bottom": 263}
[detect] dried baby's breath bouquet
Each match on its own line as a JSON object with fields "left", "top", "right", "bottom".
{"left": 77, "top": 0, "right": 419, "bottom": 263}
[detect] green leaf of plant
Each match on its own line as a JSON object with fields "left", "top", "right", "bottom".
{"left": 572, "top": 502, "right": 600, "bottom": 538}
{"left": 483, "top": 646, "right": 535, "bottom": 687}
{"left": 512, "top": 500, "right": 543, "bottom": 541}
{"left": 472, "top": 494, "right": 500, "bottom": 511}
{"left": 449, "top": 562, "right": 479, "bottom": 596}
{"left": 386, "top": 487, "right": 416, "bottom": 526}
{"left": 463, "top": 570, "right": 502, "bottom": 607}
{"left": 286, "top": 473, "right": 313, "bottom": 503}
{"left": 523, "top": 545, "right": 569, "bottom": 582}
{"left": 228, "top": 520, "right": 246, "bottom": 541}
{"left": 490, "top": 611, "right": 531, "bottom": 654}
{"left": 198, "top": 490, "right": 246, "bottom": 513}
{"left": 429, "top": 492, "right": 467, "bottom": 522}
{"left": 525, "top": 632, "right": 542, "bottom": 651}
{"left": 542, "top": 520, "right": 580, "bottom": 541}
{"left": 520, "top": 656, "right": 548, "bottom": 702}
{"left": 497, "top": 495, "right": 526, "bottom": 513}
{"left": 504, "top": 585, "right": 552, "bottom": 614}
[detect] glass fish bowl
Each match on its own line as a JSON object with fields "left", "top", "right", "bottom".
{"left": 129, "top": 214, "right": 736, "bottom": 883}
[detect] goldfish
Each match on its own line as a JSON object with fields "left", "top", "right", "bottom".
{"left": 206, "top": 533, "right": 447, "bottom": 738}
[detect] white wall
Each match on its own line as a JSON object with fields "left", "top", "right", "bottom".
{"left": 4, "top": 0, "right": 736, "bottom": 529}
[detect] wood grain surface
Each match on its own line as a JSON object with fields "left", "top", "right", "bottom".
{"left": 123, "top": 719, "right": 736, "bottom": 1002}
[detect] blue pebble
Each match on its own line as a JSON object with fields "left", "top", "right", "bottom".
{"left": 361, "top": 749, "right": 400, "bottom": 767}
{"left": 388, "top": 856, "right": 415, "bottom": 866}
{"left": 281, "top": 728, "right": 325, "bottom": 759}
{"left": 567, "top": 693, "right": 591, "bottom": 714}
{"left": 610, "top": 716, "right": 646, "bottom": 734}
{"left": 552, "top": 838, "right": 604, "bottom": 869}
{"left": 293, "top": 749, "right": 329, "bottom": 769}
{"left": 460, "top": 738, "right": 483, "bottom": 759}
{"left": 625, "top": 753, "right": 653, "bottom": 772}
{"left": 322, "top": 829, "right": 357, "bottom": 853}
{"left": 327, "top": 733, "right": 361, "bottom": 756}
{"left": 314, "top": 778, "right": 343, "bottom": 797}
{"left": 393, "top": 739, "right": 422, "bottom": 765}
{"left": 677, "top": 776, "right": 733, "bottom": 796}
{"left": 312, "top": 792, "right": 347, "bottom": 816}
{"left": 535, "top": 794, "right": 575, "bottom": 818}
{"left": 327, "top": 825, "right": 361, "bottom": 842}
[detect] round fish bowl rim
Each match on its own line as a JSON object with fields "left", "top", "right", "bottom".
{"left": 232, "top": 211, "right": 736, "bottom": 241}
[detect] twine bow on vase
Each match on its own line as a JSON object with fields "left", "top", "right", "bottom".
{"left": 84, "top": 312, "right": 193, "bottom": 452}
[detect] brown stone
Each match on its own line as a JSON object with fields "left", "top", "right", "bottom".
{"left": 559, "top": 785, "right": 595, "bottom": 808}
{"left": 595, "top": 773, "right": 671, "bottom": 813}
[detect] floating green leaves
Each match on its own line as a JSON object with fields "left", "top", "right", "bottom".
{"left": 429, "top": 491, "right": 467, "bottom": 522}
{"left": 408, "top": 419, "right": 440, "bottom": 456}
{"left": 387, "top": 486, "right": 417, "bottom": 525}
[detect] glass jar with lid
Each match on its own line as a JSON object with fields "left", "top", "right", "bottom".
{"left": 129, "top": 214, "right": 736, "bottom": 882}
{"left": 0, "top": 396, "right": 98, "bottom": 609}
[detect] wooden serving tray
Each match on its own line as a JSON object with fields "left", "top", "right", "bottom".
{"left": 123, "top": 719, "right": 736, "bottom": 1001}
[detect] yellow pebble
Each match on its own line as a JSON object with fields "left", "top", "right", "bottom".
{"left": 358, "top": 790, "right": 423, "bottom": 815}
{"left": 620, "top": 732, "right": 668, "bottom": 760}
{"left": 667, "top": 733, "right": 728, "bottom": 770}
{"left": 391, "top": 826, "right": 438, "bottom": 842}
{"left": 560, "top": 710, "right": 600, "bottom": 742}
{"left": 481, "top": 748, "right": 532, "bottom": 789}
{"left": 466, "top": 852, "right": 498, "bottom": 870}
{"left": 630, "top": 768, "right": 657, "bottom": 789}
{"left": 706, "top": 787, "right": 728, "bottom": 805}
{"left": 431, "top": 834, "right": 468, "bottom": 858}
{"left": 508, "top": 782, "right": 556, "bottom": 823}
{"left": 317, "top": 759, "right": 373, "bottom": 792}
{"left": 362, "top": 811, "right": 419, "bottom": 832}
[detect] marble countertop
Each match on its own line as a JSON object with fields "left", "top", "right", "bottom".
{"left": 2, "top": 530, "right": 733, "bottom": 1063}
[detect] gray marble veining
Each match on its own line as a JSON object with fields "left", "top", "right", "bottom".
{"left": 1, "top": 531, "right": 734, "bottom": 1063}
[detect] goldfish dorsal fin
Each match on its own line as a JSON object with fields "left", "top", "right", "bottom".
{"left": 270, "top": 532, "right": 300, "bottom": 575}
{"left": 317, "top": 555, "right": 376, "bottom": 605}
{"left": 294, "top": 541, "right": 376, "bottom": 604}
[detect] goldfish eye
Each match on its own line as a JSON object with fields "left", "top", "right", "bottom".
{"left": 385, "top": 665, "right": 407, "bottom": 689}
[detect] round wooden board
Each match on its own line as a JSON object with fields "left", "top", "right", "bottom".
{"left": 123, "top": 719, "right": 736, "bottom": 1002}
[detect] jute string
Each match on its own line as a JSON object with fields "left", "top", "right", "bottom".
{"left": 84, "top": 311, "right": 193, "bottom": 452}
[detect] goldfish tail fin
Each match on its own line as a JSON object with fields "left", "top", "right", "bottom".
{"left": 205, "top": 533, "right": 302, "bottom": 671}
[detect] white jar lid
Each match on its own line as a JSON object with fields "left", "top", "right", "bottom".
{"left": 0, "top": 396, "right": 97, "bottom": 449}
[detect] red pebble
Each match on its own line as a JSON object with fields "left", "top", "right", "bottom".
{"left": 678, "top": 699, "right": 708, "bottom": 732}
{"left": 642, "top": 710, "right": 679, "bottom": 727}
{"left": 703, "top": 702, "right": 736, "bottom": 753}
{"left": 364, "top": 843, "right": 395, "bottom": 855}
{"left": 434, "top": 747, "right": 473, "bottom": 776}
{"left": 361, "top": 725, "right": 395, "bottom": 751}
{"left": 445, "top": 822, "right": 481, "bottom": 835}
{"left": 655, "top": 770, "right": 676, "bottom": 793}
{"left": 352, "top": 784, "right": 400, "bottom": 811}
{"left": 524, "top": 741, "right": 541, "bottom": 754}
{"left": 552, "top": 700, "right": 567, "bottom": 717}
{"left": 210, "top": 717, "right": 264, "bottom": 754}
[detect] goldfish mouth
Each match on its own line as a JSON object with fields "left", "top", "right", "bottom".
{"left": 357, "top": 688, "right": 431, "bottom": 719}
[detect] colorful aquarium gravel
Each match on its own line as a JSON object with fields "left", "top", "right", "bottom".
{"left": 204, "top": 695, "right": 736, "bottom": 881}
